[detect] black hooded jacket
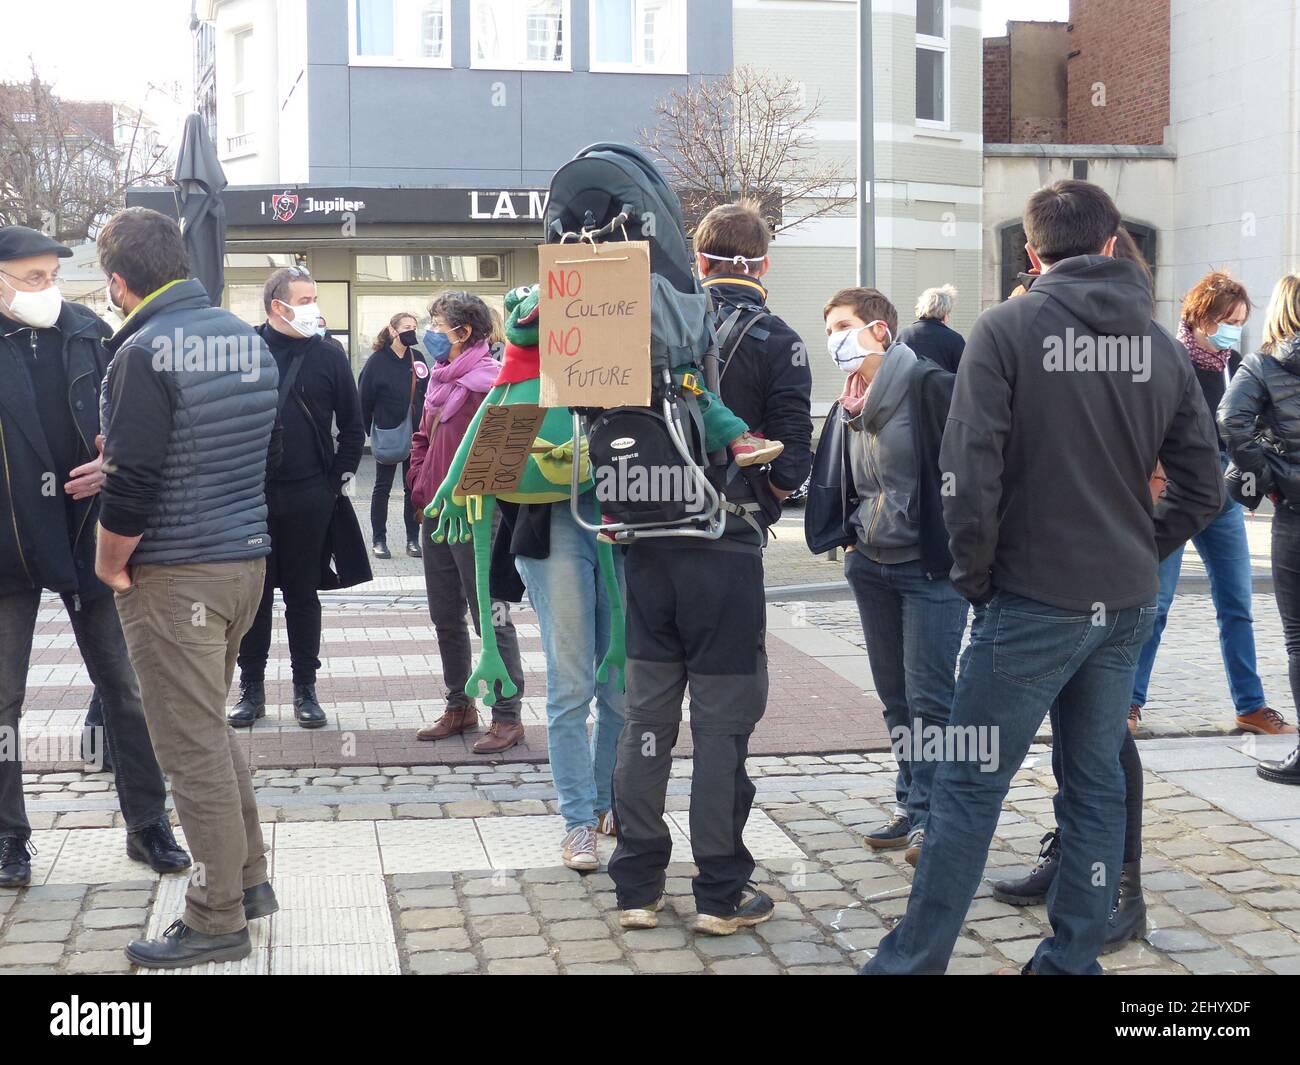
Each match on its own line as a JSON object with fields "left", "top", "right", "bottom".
{"left": 939, "top": 255, "right": 1224, "bottom": 610}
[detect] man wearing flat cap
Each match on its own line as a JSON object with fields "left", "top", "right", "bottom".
{"left": 0, "top": 225, "right": 189, "bottom": 889}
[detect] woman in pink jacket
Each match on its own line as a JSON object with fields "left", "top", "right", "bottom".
{"left": 408, "top": 292, "right": 526, "bottom": 754}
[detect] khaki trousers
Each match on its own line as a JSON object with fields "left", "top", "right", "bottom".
{"left": 115, "top": 558, "right": 268, "bottom": 935}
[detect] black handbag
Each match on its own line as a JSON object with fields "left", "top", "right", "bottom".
{"left": 804, "top": 401, "right": 857, "bottom": 554}
{"left": 293, "top": 388, "right": 374, "bottom": 591}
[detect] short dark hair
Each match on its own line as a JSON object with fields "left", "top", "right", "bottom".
{"left": 693, "top": 201, "right": 771, "bottom": 275}
{"left": 823, "top": 287, "right": 899, "bottom": 338}
{"left": 1023, "top": 180, "right": 1121, "bottom": 265}
{"left": 263, "top": 266, "right": 314, "bottom": 314}
{"left": 96, "top": 208, "right": 190, "bottom": 297}
{"left": 428, "top": 290, "right": 493, "bottom": 346}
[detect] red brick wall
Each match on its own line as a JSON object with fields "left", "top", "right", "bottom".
{"left": 984, "top": 37, "right": 1011, "bottom": 143}
{"left": 1066, "top": 0, "right": 1170, "bottom": 145}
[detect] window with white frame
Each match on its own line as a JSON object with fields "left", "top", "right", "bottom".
{"left": 591, "top": 0, "right": 685, "bottom": 73}
{"left": 352, "top": 0, "right": 450, "bottom": 65}
{"left": 231, "top": 28, "right": 254, "bottom": 140}
{"left": 915, "top": 0, "right": 948, "bottom": 127}
{"left": 473, "top": 0, "right": 569, "bottom": 69}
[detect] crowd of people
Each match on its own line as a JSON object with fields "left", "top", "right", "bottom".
{"left": 0, "top": 175, "right": 1299, "bottom": 975}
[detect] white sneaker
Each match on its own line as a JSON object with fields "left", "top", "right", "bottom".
{"left": 561, "top": 826, "right": 599, "bottom": 871}
{"left": 619, "top": 896, "right": 664, "bottom": 929}
{"left": 905, "top": 827, "right": 924, "bottom": 868}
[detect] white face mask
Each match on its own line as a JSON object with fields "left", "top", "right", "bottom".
{"left": 279, "top": 300, "right": 321, "bottom": 338}
{"left": 827, "top": 320, "right": 891, "bottom": 375}
{"left": 2, "top": 278, "right": 63, "bottom": 329}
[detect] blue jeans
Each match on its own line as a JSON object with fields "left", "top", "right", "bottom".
{"left": 844, "top": 552, "right": 969, "bottom": 830}
{"left": 516, "top": 496, "right": 626, "bottom": 832}
{"left": 1130, "top": 494, "right": 1265, "bottom": 715}
{"left": 864, "top": 590, "right": 1156, "bottom": 975}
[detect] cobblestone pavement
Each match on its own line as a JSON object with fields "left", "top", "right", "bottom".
{"left": 779, "top": 591, "right": 1300, "bottom": 740}
{"left": 5, "top": 735, "right": 1300, "bottom": 975}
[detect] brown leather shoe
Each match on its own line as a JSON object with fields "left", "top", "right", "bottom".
{"left": 471, "top": 720, "right": 525, "bottom": 754}
{"left": 417, "top": 706, "right": 479, "bottom": 742}
{"left": 1127, "top": 703, "right": 1142, "bottom": 736}
{"left": 1237, "top": 706, "right": 1299, "bottom": 735}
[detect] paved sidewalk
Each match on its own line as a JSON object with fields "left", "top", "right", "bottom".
{"left": 6, "top": 735, "right": 1300, "bottom": 975}
{"left": 780, "top": 589, "right": 1300, "bottom": 740}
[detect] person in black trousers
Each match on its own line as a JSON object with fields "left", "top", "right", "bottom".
{"left": 0, "top": 224, "right": 190, "bottom": 889}
{"left": 359, "top": 312, "right": 428, "bottom": 559}
{"left": 1221, "top": 272, "right": 1300, "bottom": 785}
{"left": 228, "top": 266, "right": 364, "bottom": 730}
{"left": 610, "top": 203, "right": 813, "bottom": 934}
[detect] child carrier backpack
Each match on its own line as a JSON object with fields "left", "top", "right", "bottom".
{"left": 546, "top": 143, "right": 725, "bottom": 541}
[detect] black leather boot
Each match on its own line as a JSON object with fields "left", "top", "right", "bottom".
{"left": 0, "top": 836, "right": 33, "bottom": 889}
{"left": 1102, "top": 860, "right": 1146, "bottom": 953}
{"left": 992, "top": 829, "right": 1060, "bottom": 905}
{"left": 1258, "top": 743, "right": 1300, "bottom": 785}
{"left": 126, "top": 919, "right": 251, "bottom": 969}
{"left": 126, "top": 819, "right": 192, "bottom": 873}
{"left": 227, "top": 680, "right": 266, "bottom": 728}
{"left": 293, "top": 683, "right": 327, "bottom": 729}
{"left": 243, "top": 881, "right": 280, "bottom": 920}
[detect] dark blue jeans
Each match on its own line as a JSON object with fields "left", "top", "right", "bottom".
{"left": 1131, "top": 489, "right": 1265, "bottom": 715}
{"left": 863, "top": 590, "right": 1156, "bottom": 975}
{"left": 844, "top": 552, "right": 968, "bottom": 830}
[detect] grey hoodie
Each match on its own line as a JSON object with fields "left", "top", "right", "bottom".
{"left": 939, "top": 255, "right": 1223, "bottom": 610}
{"left": 845, "top": 342, "right": 921, "bottom": 562}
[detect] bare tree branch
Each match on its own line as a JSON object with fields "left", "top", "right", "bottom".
{"left": 0, "top": 62, "right": 172, "bottom": 245}
{"left": 639, "top": 65, "right": 855, "bottom": 235}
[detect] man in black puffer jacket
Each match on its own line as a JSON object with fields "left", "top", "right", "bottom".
{"left": 0, "top": 225, "right": 189, "bottom": 891}
{"left": 95, "top": 208, "right": 280, "bottom": 969}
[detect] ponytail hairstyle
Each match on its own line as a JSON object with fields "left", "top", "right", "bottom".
{"left": 373, "top": 311, "right": 418, "bottom": 352}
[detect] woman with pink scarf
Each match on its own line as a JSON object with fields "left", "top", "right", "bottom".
{"left": 407, "top": 291, "right": 527, "bottom": 754}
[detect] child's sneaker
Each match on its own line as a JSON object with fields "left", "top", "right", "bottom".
{"left": 730, "top": 431, "right": 784, "bottom": 468}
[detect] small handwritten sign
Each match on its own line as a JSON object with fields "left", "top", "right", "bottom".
{"left": 457, "top": 403, "right": 548, "bottom": 497}
{"left": 538, "top": 240, "right": 651, "bottom": 408}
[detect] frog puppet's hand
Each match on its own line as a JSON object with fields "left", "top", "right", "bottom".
{"left": 425, "top": 488, "right": 472, "bottom": 545}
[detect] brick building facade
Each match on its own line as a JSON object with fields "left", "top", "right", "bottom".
{"left": 1066, "top": 0, "right": 1170, "bottom": 145}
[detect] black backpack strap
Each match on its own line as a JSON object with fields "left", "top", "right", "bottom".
{"left": 276, "top": 352, "right": 306, "bottom": 417}
{"left": 713, "top": 306, "right": 772, "bottom": 384}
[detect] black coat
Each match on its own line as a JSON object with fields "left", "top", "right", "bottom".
{"left": 897, "top": 317, "right": 965, "bottom": 374}
{"left": 1220, "top": 340, "right": 1300, "bottom": 508}
{"left": 0, "top": 302, "right": 112, "bottom": 602}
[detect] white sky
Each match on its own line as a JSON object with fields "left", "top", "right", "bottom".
{"left": 983, "top": 0, "right": 1071, "bottom": 37}
{"left": 0, "top": 0, "right": 194, "bottom": 153}
{"left": 0, "top": 0, "right": 1069, "bottom": 155}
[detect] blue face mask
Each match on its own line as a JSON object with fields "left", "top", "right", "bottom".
{"left": 1210, "top": 322, "right": 1243, "bottom": 351}
{"left": 423, "top": 329, "right": 452, "bottom": 363}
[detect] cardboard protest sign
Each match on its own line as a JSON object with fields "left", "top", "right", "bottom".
{"left": 538, "top": 240, "right": 651, "bottom": 409}
{"left": 456, "top": 403, "right": 548, "bottom": 497}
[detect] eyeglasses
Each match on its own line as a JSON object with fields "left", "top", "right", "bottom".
{"left": 0, "top": 267, "right": 60, "bottom": 290}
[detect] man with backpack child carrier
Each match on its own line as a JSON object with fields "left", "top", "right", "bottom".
{"left": 543, "top": 145, "right": 812, "bottom": 935}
